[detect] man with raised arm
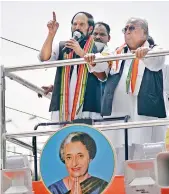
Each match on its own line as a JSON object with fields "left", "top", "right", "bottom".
{"left": 40, "top": 21, "right": 112, "bottom": 95}
{"left": 39, "top": 12, "right": 105, "bottom": 122}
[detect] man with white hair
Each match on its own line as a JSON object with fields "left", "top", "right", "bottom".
{"left": 84, "top": 17, "right": 167, "bottom": 173}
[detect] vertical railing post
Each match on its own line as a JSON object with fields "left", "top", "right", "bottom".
{"left": 0, "top": 65, "right": 6, "bottom": 193}
{"left": 124, "top": 115, "right": 130, "bottom": 160}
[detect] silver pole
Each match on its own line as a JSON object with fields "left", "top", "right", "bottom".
{"left": 4, "top": 49, "right": 169, "bottom": 73}
{"left": 0, "top": 65, "right": 3, "bottom": 194}
{"left": 6, "top": 72, "right": 51, "bottom": 100}
{"left": 4, "top": 118, "right": 169, "bottom": 138}
{"left": 0, "top": 66, "right": 6, "bottom": 168}
{"left": 6, "top": 138, "right": 41, "bottom": 154}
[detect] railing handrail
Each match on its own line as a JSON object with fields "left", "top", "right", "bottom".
{"left": 6, "top": 72, "right": 51, "bottom": 100}
{"left": 3, "top": 118, "right": 169, "bottom": 138}
{"left": 7, "top": 137, "right": 41, "bottom": 154}
{"left": 4, "top": 49, "right": 169, "bottom": 73}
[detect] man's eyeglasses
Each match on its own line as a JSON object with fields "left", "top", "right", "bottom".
{"left": 122, "top": 25, "right": 136, "bottom": 34}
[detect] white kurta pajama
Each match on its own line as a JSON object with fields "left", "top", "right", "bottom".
{"left": 90, "top": 42, "right": 168, "bottom": 171}
{"left": 51, "top": 65, "right": 102, "bottom": 122}
{"left": 39, "top": 42, "right": 102, "bottom": 124}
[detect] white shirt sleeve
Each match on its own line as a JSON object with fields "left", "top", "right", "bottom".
{"left": 163, "top": 64, "right": 169, "bottom": 95}
{"left": 88, "top": 53, "right": 109, "bottom": 73}
{"left": 38, "top": 42, "right": 60, "bottom": 62}
{"left": 141, "top": 46, "right": 165, "bottom": 71}
{"left": 88, "top": 46, "right": 113, "bottom": 75}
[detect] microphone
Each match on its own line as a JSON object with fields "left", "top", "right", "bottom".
{"left": 62, "top": 31, "right": 82, "bottom": 54}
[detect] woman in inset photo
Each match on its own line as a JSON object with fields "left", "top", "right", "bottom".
{"left": 48, "top": 132, "right": 108, "bottom": 194}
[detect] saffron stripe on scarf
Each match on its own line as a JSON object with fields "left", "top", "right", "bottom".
{"left": 79, "top": 39, "right": 94, "bottom": 107}
{"left": 71, "top": 36, "right": 95, "bottom": 120}
{"left": 64, "top": 52, "right": 73, "bottom": 121}
{"left": 71, "top": 65, "right": 84, "bottom": 120}
{"left": 60, "top": 36, "right": 95, "bottom": 122}
{"left": 64, "top": 66, "right": 70, "bottom": 121}
{"left": 112, "top": 43, "right": 139, "bottom": 94}
{"left": 131, "top": 58, "right": 139, "bottom": 93}
{"left": 126, "top": 59, "right": 134, "bottom": 94}
{"left": 59, "top": 66, "right": 65, "bottom": 121}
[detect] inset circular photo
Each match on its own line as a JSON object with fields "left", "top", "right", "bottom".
{"left": 40, "top": 124, "right": 116, "bottom": 194}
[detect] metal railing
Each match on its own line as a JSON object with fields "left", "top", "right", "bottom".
{"left": 3, "top": 118, "right": 169, "bottom": 138}
{"left": 6, "top": 72, "right": 51, "bottom": 100}
{"left": 4, "top": 49, "right": 169, "bottom": 72}
{"left": 0, "top": 49, "right": 169, "bottom": 192}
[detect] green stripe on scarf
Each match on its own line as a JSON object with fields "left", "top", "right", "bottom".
{"left": 126, "top": 59, "right": 134, "bottom": 94}
{"left": 59, "top": 66, "right": 65, "bottom": 121}
{"left": 77, "top": 39, "right": 95, "bottom": 114}
{"left": 59, "top": 37, "right": 95, "bottom": 121}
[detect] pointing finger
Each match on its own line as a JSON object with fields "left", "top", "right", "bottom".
{"left": 53, "top": 11, "right": 56, "bottom": 21}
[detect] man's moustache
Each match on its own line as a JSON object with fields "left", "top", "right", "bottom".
{"left": 95, "top": 39, "right": 102, "bottom": 43}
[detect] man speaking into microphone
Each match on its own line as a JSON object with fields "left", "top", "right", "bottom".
{"left": 62, "top": 30, "right": 84, "bottom": 54}
{"left": 39, "top": 11, "right": 105, "bottom": 122}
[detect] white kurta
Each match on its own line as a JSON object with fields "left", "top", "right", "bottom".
{"left": 91, "top": 41, "right": 168, "bottom": 148}
{"left": 163, "top": 64, "right": 169, "bottom": 97}
{"left": 39, "top": 42, "right": 102, "bottom": 123}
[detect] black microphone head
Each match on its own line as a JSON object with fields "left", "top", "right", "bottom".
{"left": 62, "top": 47, "right": 72, "bottom": 54}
